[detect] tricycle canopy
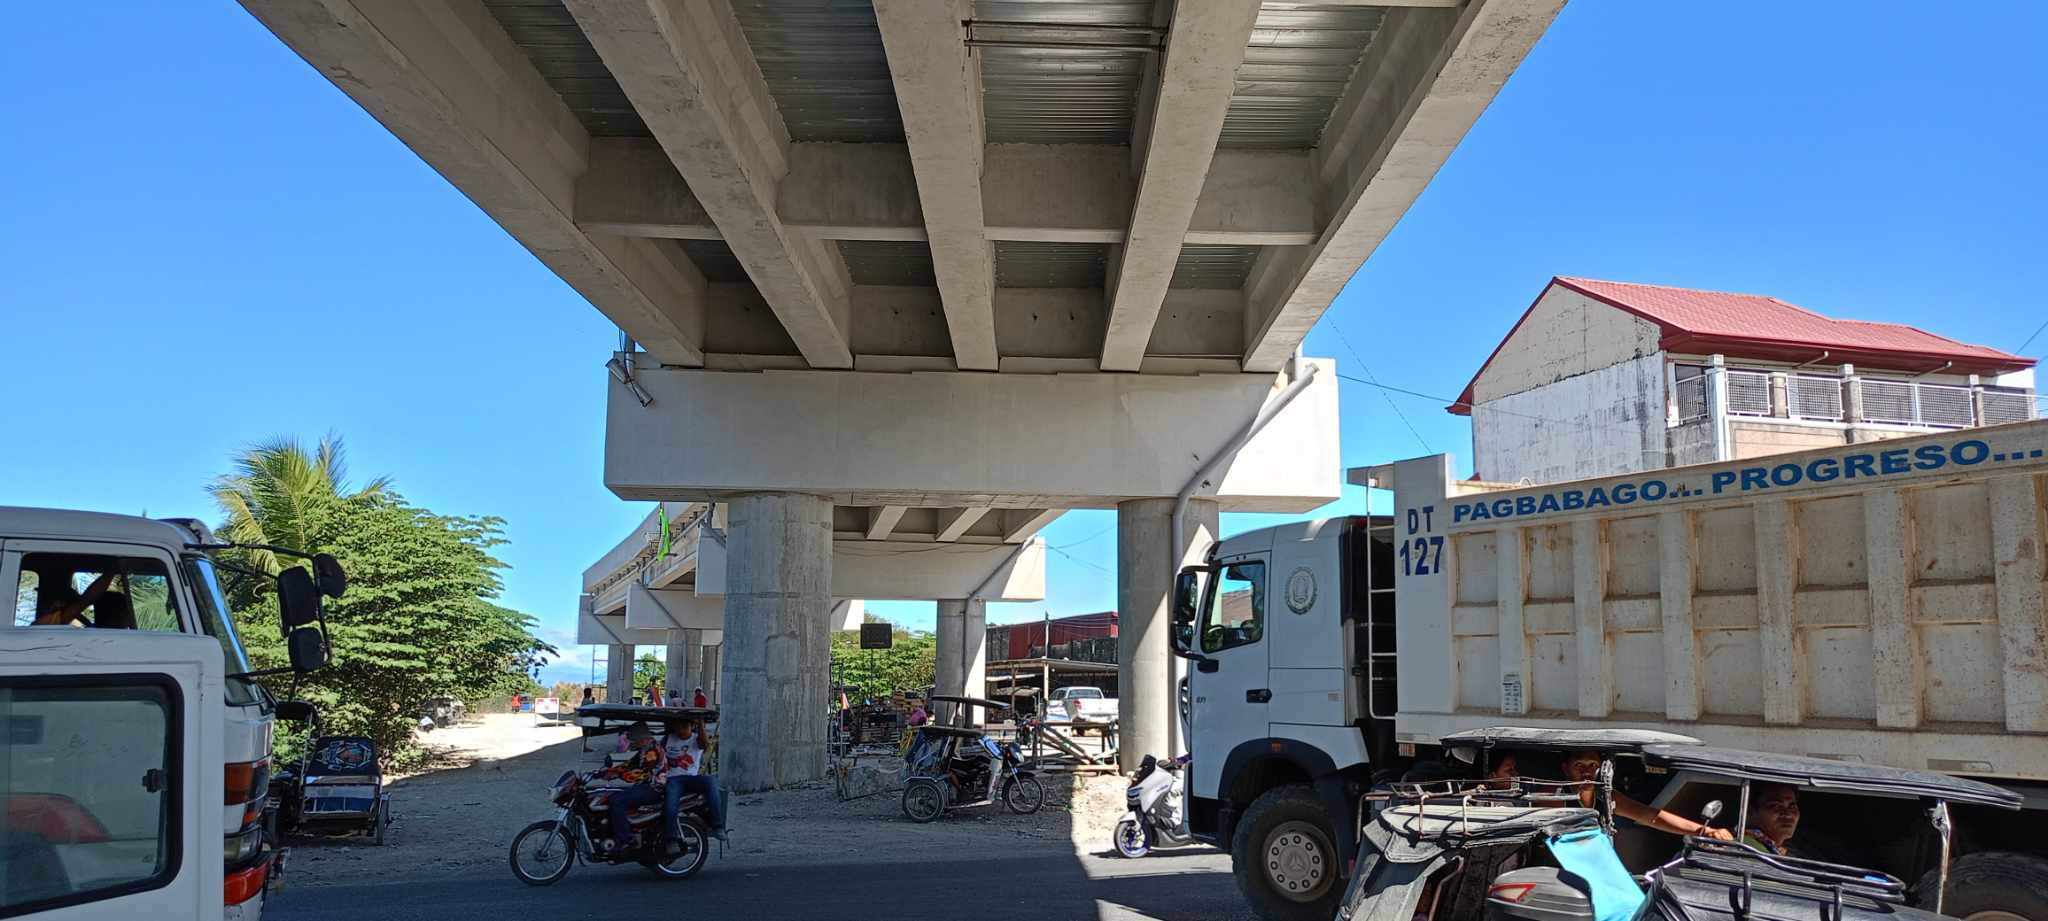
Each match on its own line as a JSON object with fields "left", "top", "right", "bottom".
{"left": 1639, "top": 744, "right": 2021, "bottom": 809}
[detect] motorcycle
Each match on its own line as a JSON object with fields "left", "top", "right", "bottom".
{"left": 1114, "top": 753, "right": 1191, "bottom": 858}
{"left": 508, "top": 767, "right": 714, "bottom": 885}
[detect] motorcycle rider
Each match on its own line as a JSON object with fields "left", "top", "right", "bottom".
{"left": 660, "top": 718, "right": 724, "bottom": 842}
{"left": 601, "top": 722, "right": 663, "bottom": 853}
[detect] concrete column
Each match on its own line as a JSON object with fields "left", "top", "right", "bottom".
{"left": 700, "top": 644, "right": 720, "bottom": 705}
{"left": 720, "top": 493, "right": 834, "bottom": 792}
{"left": 962, "top": 599, "right": 987, "bottom": 710}
{"left": 934, "top": 601, "right": 965, "bottom": 723}
{"left": 1116, "top": 497, "right": 1219, "bottom": 771}
{"left": 664, "top": 629, "right": 701, "bottom": 706}
{"left": 1705, "top": 354, "right": 1731, "bottom": 462}
{"left": 605, "top": 644, "right": 634, "bottom": 704}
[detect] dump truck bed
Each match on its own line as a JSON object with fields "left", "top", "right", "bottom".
{"left": 1367, "top": 420, "right": 2048, "bottom": 782}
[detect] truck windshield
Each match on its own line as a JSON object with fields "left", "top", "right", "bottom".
{"left": 182, "top": 556, "right": 259, "bottom": 706}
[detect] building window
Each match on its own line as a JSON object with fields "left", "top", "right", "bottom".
{"left": 1673, "top": 365, "right": 1708, "bottom": 422}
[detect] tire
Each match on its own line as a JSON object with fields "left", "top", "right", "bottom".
{"left": 1004, "top": 776, "right": 1045, "bottom": 815}
{"left": 370, "top": 800, "right": 388, "bottom": 846}
{"left": 644, "top": 818, "right": 710, "bottom": 880}
{"left": 1916, "top": 851, "right": 2048, "bottom": 921}
{"left": 902, "top": 778, "right": 946, "bottom": 823}
{"left": 509, "top": 820, "right": 576, "bottom": 886}
{"left": 1231, "top": 785, "right": 1341, "bottom": 921}
{"left": 1114, "top": 815, "right": 1151, "bottom": 859}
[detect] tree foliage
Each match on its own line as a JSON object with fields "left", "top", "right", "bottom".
{"left": 634, "top": 652, "right": 666, "bottom": 698}
{"left": 829, "top": 621, "right": 935, "bottom": 704}
{"left": 210, "top": 435, "right": 554, "bottom": 766}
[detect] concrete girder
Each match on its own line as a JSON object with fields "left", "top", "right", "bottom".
{"left": 694, "top": 533, "right": 1047, "bottom": 603}
{"left": 604, "top": 361, "right": 1341, "bottom": 512}
{"left": 873, "top": 0, "right": 998, "bottom": 372}
{"left": 566, "top": 0, "right": 855, "bottom": 370}
{"left": 864, "top": 505, "right": 907, "bottom": 541}
{"left": 933, "top": 506, "right": 991, "bottom": 543}
{"left": 236, "top": 0, "right": 707, "bottom": 366}
{"left": 1099, "top": 2, "right": 1263, "bottom": 373}
{"left": 572, "top": 141, "right": 1317, "bottom": 248}
{"left": 624, "top": 583, "right": 855, "bottom": 635}
{"left": 1241, "top": 0, "right": 1566, "bottom": 371}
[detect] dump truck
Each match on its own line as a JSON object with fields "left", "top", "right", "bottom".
{"left": 1173, "top": 420, "right": 2048, "bottom": 921}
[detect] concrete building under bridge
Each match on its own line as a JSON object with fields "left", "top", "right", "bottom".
{"left": 239, "top": 0, "right": 1564, "bottom": 783}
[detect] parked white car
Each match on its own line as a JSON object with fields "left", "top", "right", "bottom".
{"left": 1047, "top": 686, "right": 1116, "bottom": 733}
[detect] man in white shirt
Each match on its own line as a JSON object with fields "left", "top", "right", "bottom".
{"left": 659, "top": 718, "right": 723, "bottom": 840}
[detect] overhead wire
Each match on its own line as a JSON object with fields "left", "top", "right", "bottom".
{"left": 1331, "top": 322, "right": 1432, "bottom": 454}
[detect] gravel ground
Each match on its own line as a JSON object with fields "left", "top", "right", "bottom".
{"left": 278, "top": 714, "right": 1143, "bottom": 887}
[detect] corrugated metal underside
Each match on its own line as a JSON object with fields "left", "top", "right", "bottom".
{"left": 1171, "top": 244, "right": 1260, "bottom": 289}
{"left": 482, "top": 0, "right": 649, "bottom": 137}
{"left": 731, "top": 0, "right": 904, "bottom": 143}
{"left": 973, "top": 0, "right": 1157, "bottom": 144}
{"left": 995, "top": 241, "right": 1109, "bottom": 289}
{"left": 1219, "top": 3, "right": 1382, "bottom": 149}
{"left": 838, "top": 241, "right": 937, "bottom": 287}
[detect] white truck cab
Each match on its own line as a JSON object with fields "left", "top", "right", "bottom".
{"left": 1, "top": 630, "right": 227, "bottom": 920}
{"left": 2, "top": 507, "right": 343, "bottom": 920}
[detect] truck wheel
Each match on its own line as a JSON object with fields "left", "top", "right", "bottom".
{"left": 1231, "top": 785, "right": 1341, "bottom": 921}
{"left": 1917, "top": 852, "right": 2048, "bottom": 921}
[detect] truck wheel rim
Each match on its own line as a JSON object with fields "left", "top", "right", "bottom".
{"left": 1264, "top": 821, "right": 1330, "bottom": 902}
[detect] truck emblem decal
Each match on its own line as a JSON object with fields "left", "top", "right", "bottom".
{"left": 1285, "top": 567, "right": 1316, "bottom": 614}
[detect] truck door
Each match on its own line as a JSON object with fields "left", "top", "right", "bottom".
{"left": 1189, "top": 552, "right": 1272, "bottom": 800}
{"left": 0, "top": 632, "right": 222, "bottom": 921}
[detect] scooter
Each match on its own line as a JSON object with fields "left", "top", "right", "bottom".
{"left": 1114, "top": 753, "right": 1191, "bottom": 858}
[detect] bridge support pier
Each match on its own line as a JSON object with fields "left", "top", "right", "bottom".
{"left": 665, "top": 629, "right": 700, "bottom": 706}
{"left": 1116, "top": 497, "right": 1218, "bottom": 772}
{"left": 934, "top": 598, "right": 988, "bottom": 724}
{"left": 719, "top": 493, "right": 834, "bottom": 792}
{"left": 605, "top": 644, "right": 634, "bottom": 704}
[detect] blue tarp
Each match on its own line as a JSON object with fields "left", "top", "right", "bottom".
{"left": 1548, "top": 828, "right": 1645, "bottom": 921}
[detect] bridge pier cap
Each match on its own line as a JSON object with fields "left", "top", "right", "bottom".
{"left": 603, "top": 360, "right": 1340, "bottom": 511}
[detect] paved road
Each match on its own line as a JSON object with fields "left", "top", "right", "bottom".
{"left": 267, "top": 847, "right": 1255, "bottom": 921}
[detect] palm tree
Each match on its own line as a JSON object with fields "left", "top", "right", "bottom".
{"left": 209, "top": 433, "right": 390, "bottom": 575}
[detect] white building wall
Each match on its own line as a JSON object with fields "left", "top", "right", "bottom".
{"left": 1470, "top": 286, "right": 1663, "bottom": 404}
{"left": 1471, "top": 353, "right": 1668, "bottom": 485}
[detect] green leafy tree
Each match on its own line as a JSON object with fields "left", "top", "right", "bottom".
{"left": 210, "top": 436, "right": 554, "bottom": 766}
{"left": 633, "top": 652, "right": 666, "bottom": 698}
{"left": 829, "top": 620, "right": 935, "bottom": 706}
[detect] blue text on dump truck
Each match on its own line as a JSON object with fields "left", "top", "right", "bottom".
{"left": 1452, "top": 437, "right": 2047, "bottom": 526}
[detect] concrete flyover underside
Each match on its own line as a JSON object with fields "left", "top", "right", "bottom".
{"left": 240, "top": 0, "right": 1563, "bottom": 786}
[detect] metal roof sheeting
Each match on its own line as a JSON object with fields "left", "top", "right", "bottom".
{"left": 731, "top": 0, "right": 904, "bottom": 143}
{"left": 1219, "top": 3, "right": 1384, "bottom": 149}
{"left": 994, "top": 241, "right": 1109, "bottom": 289}
{"left": 973, "top": 0, "right": 1158, "bottom": 144}
{"left": 838, "top": 241, "right": 937, "bottom": 287}
{"left": 1171, "top": 244, "right": 1261, "bottom": 289}
{"left": 483, "top": 0, "right": 649, "bottom": 137}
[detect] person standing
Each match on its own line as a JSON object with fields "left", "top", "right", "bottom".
{"left": 692, "top": 686, "right": 708, "bottom": 708}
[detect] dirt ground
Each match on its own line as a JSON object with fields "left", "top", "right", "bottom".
{"left": 279, "top": 713, "right": 1137, "bottom": 888}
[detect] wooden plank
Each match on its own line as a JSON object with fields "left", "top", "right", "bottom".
{"left": 1496, "top": 526, "right": 1529, "bottom": 716}
{"left": 1864, "top": 488, "right": 1921, "bottom": 729}
{"left": 1989, "top": 475, "right": 2048, "bottom": 732}
{"left": 1573, "top": 518, "right": 1612, "bottom": 718}
{"left": 1754, "top": 500, "right": 1804, "bottom": 724}
{"left": 1659, "top": 508, "right": 1702, "bottom": 721}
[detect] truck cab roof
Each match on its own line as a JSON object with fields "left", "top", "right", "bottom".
{"left": 0, "top": 506, "right": 205, "bottom": 550}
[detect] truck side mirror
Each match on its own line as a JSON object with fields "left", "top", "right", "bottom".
{"left": 286, "top": 626, "right": 328, "bottom": 673}
{"left": 312, "top": 553, "right": 348, "bottom": 599}
{"left": 1171, "top": 569, "right": 1205, "bottom": 653}
{"left": 277, "top": 567, "right": 323, "bottom": 635}
{"left": 275, "top": 699, "right": 317, "bottom": 723}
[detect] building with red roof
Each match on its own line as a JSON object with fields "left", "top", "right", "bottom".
{"left": 1455, "top": 277, "right": 2036, "bottom": 484}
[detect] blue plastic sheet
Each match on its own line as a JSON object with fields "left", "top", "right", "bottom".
{"left": 1548, "top": 828, "right": 1646, "bottom": 921}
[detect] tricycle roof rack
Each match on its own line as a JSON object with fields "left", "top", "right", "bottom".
{"left": 1638, "top": 744, "right": 2021, "bottom": 809}
{"left": 574, "top": 703, "right": 718, "bottom": 734}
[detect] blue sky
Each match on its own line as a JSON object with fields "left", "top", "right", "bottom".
{"left": 4, "top": 3, "right": 2043, "bottom": 684}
